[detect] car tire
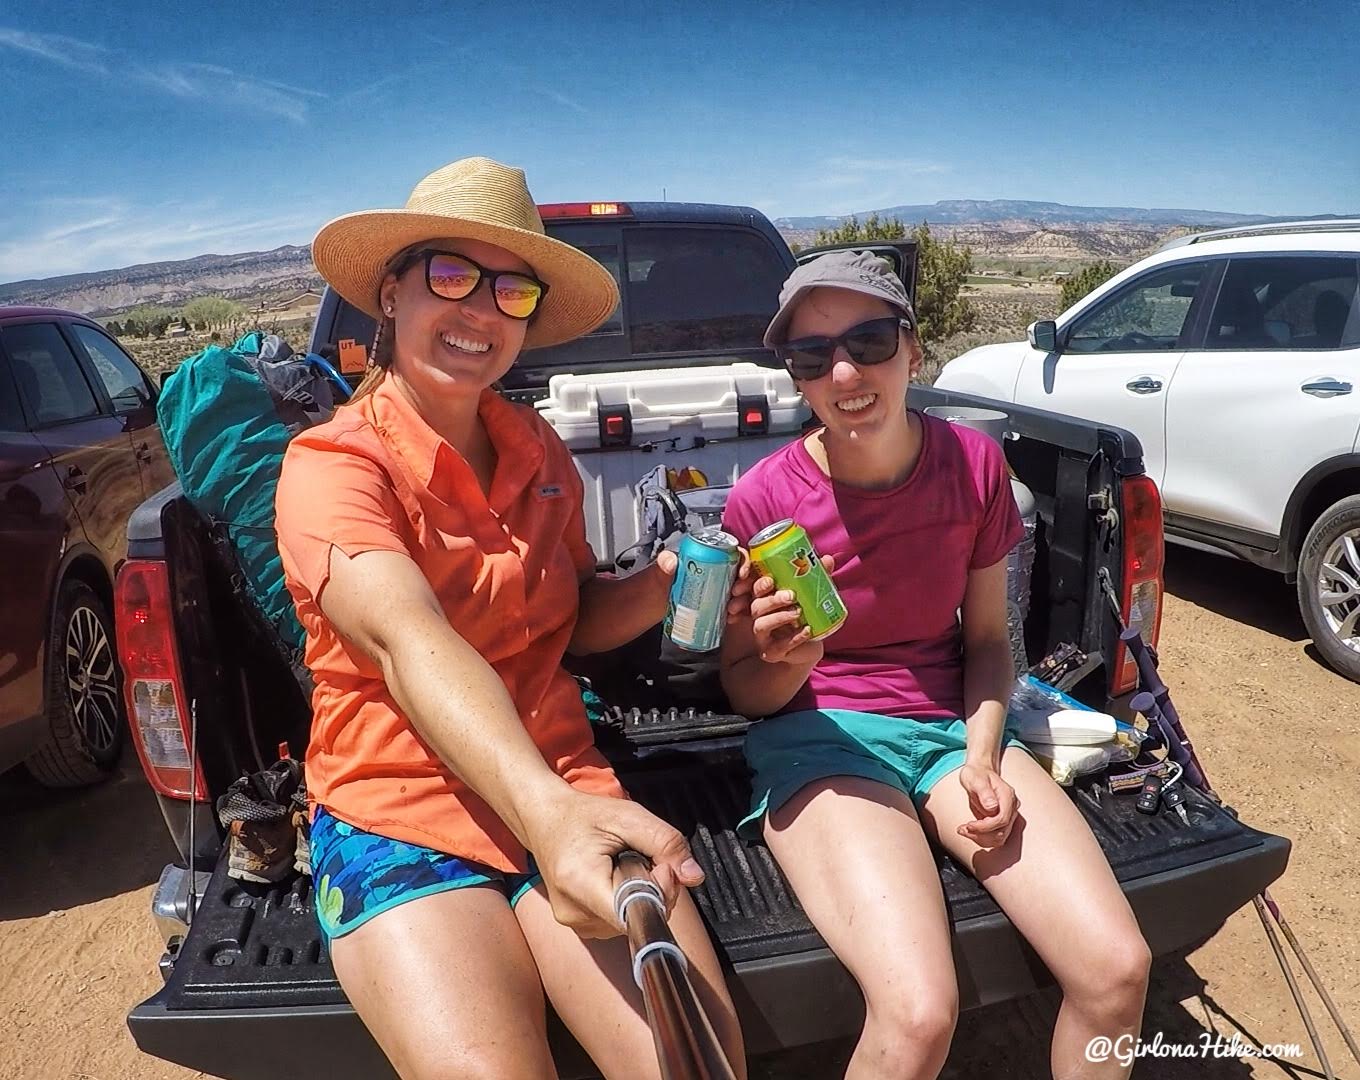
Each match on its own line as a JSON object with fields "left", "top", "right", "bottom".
{"left": 1297, "top": 495, "right": 1360, "bottom": 684}
{"left": 25, "top": 579, "right": 125, "bottom": 787}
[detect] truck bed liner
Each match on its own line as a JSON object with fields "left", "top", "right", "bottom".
{"left": 130, "top": 745, "right": 1288, "bottom": 1079}
{"left": 149, "top": 753, "right": 1280, "bottom": 1012}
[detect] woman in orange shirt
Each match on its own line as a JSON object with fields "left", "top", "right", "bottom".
{"left": 275, "top": 158, "right": 745, "bottom": 1079}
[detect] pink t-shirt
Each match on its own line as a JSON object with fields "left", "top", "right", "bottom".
{"left": 722, "top": 413, "right": 1024, "bottom": 720}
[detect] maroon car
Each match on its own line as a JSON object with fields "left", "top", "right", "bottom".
{"left": 0, "top": 306, "right": 176, "bottom": 785}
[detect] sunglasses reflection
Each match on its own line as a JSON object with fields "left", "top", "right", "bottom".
{"left": 416, "top": 249, "right": 549, "bottom": 320}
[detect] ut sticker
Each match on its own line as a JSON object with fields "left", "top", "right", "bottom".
{"left": 535, "top": 483, "right": 565, "bottom": 500}
{"left": 337, "top": 338, "right": 368, "bottom": 374}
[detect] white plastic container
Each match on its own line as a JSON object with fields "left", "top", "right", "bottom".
{"left": 536, "top": 364, "right": 811, "bottom": 565}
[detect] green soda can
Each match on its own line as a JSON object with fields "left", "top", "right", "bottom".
{"left": 748, "top": 519, "right": 848, "bottom": 640}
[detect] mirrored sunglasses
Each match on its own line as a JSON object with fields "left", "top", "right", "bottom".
{"left": 399, "top": 249, "right": 549, "bottom": 320}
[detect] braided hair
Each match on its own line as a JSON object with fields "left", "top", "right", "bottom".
{"left": 346, "top": 313, "right": 394, "bottom": 403}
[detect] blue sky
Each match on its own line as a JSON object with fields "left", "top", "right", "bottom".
{"left": 2, "top": 0, "right": 1357, "bottom": 281}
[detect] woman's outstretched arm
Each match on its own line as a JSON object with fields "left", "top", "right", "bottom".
{"left": 319, "top": 546, "right": 703, "bottom": 934}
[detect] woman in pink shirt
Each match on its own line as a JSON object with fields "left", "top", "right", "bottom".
{"left": 719, "top": 251, "right": 1149, "bottom": 1080}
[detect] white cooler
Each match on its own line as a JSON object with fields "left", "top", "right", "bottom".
{"left": 535, "top": 363, "right": 810, "bottom": 565}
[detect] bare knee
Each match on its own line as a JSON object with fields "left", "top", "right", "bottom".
{"left": 1062, "top": 926, "right": 1151, "bottom": 1020}
{"left": 863, "top": 987, "right": 960, "bottom": 1072}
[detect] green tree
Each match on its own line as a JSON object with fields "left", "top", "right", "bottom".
{"left": 1060, "top": 260, "right": 1119, "bottom": 311}
{"left": 911, "top": 222, "right": 976, "bottom": 347}
{"left": 809, "top": 215, "right": 975, "bottom": 353}
{"left": 182, "top": 296, "right": 245, "bottom": 329}
{"left": 121, "top": 304, "right": 174, "bottom": 338}
{"left": 812, "top": 212, "right": 907, "bottom": 246}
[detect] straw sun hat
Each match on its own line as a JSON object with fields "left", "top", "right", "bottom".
{"left": 311, "top": 157, "right": 619, "bottom": 350}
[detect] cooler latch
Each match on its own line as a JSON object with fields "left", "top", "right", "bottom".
{"left": 594, "top": 384, "right": 634, "bottom": 447}
{"left": 737, "top": 394, "right": 769, "bottom": 436}
{"left": 598, "top": 404, "right": 633, "bottom": 447}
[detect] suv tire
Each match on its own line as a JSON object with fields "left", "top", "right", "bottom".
{"left": 26, "top": 579, "right": 125, "bottom": 787}
{"left": 1297, "top": 495, "right": 1360, "bottom": 684}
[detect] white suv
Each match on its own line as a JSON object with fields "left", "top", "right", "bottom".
{"left": 936, "top": 221, "right": 1360, "bottom": 680}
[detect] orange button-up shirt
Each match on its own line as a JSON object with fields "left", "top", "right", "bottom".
{"left": 275, "top": 377, "right": 624, "bottom": 872}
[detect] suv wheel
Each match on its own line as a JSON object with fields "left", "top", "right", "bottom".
{"left": 25, "top": 579, "right": 125, "bottom": 787}
{"left": 1297, "top": 495, "right": 1360, "bottom": 684}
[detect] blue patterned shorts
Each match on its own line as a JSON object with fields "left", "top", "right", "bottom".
{"left": 310, "top": 806, "right": 541, "bottom": 943}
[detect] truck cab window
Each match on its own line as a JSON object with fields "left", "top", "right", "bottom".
{"left": 623, "top": 228, "right": 786, "bottom": 355}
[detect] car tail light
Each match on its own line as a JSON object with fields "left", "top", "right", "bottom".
{"left": 115, "top": 560, "right": 207, "bottom": 801}
{"left": 1112, "top": 475, "right": 1165, "bottom": 695}
{"left": 538, "top": 202, "right": 633, "bottom": 219}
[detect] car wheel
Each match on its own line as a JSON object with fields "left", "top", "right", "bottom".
{"left": 1297, "top": 495, "right": 1360, "bottom": 684}
{"left": 25, "top": 579, "right": 125, "bottom": 787}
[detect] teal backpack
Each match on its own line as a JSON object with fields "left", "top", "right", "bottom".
{"left": 156, "top": 332, "right": 350, "bottom": 660}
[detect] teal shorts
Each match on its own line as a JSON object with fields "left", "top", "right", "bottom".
{"left": 738, "top": 709, "right": 1028, "bottom": 840}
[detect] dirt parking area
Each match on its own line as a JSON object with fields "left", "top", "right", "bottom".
{"left": 2, "top": 546, "right": 1357, "bottom": 1080}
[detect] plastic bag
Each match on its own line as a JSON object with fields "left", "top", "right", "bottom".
{"left": 1025, "top": 739, "right": 1139, "bottom": 786}
{"left": 1009, "top": 675, "right": 1146, "bottom": 784}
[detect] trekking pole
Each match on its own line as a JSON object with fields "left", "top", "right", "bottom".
{"left": 613, "top": 852, "right": 736, "bottom": 1080}
{"left": 1264, "top": 893, "right": 1360, "bottom": 1067}
{"left": 1095, "top": 570, "right": 1207, "bottom": 789}
{"left": 1253, "top": 895, "right": 1335, "bottom": 1080}
{"left": 1096, "top": 568, "right": 1359, "bottom": 1071}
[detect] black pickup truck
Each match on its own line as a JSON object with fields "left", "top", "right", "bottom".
{"left": 117, "top": 203, "right": 1289, "bottom": 1079}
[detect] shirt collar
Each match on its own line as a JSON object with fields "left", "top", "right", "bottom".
{"left": 369, "top": 376, "right": 545, "bottom": 495}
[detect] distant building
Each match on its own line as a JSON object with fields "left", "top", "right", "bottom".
{"left": 269, "top": 289, "right": 322, "bottom": 311}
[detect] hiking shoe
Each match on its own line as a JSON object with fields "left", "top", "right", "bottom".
{"left": 216, "top": 759, "right": 302, "bottom": 884}
{"left": 291, "top": 785, "right": 311, "bottom": 877}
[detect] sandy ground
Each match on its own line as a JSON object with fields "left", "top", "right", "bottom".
{"left": 2, "top": 545, "right": 1358, "bottom": 1080}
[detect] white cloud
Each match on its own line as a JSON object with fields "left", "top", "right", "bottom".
{"left": 334, "top": 71, "right": 413, "bottom": 107}
{"left": 41, "top": 215, "right": 125, "bottom": 243}
{"left": 0, "top": 27, "right": 108, "bottom": 74}
{"left": 535, "top": 87, "right": 589, "bottom": 115}
{"left": 0, "top": 26, "right": 323, "bottom": 123}
{"left": 0, "top": 200, "right": 312, "bottom": 281}
{"left": 132, "top": 61, "right": 324, "bottom": 124}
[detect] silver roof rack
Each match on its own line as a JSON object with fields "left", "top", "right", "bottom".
{"left": 1160, "top": 219, "right": 1360, "bottom": 251}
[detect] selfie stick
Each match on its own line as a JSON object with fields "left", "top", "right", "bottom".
{"left": 612, "top": 852, "right": 736, "bottom": 1080}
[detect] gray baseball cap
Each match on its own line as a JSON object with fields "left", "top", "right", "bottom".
{"left": 764, "top": 249, "right": 916, "bottom": 348}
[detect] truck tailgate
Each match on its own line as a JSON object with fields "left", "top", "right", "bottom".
{"left": 129, "top": 754, "right": 1288, "bottom": 1080}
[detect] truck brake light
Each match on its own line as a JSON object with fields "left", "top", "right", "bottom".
{"left": 538, "top": 202, "right": 633, "bottom": 219}
{"left": 1113, "top": 475, "right": 1165, "bottom": 696}
{"left": 114, "top": 560, "right": 207, "bottom": 801}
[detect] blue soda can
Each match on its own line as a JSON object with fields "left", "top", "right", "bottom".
{"left": 665, "top": 527, "right": 740, "bottom": 652}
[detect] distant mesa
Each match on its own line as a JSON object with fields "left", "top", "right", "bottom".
{"left": 0, "top": 245, "right": 321, "bottom": 318}
{"left": 772, "top": 198, "right": 1345, "bottom": 230}
{"left": 3, "top": 199, "right": 1355, "bottom": 316}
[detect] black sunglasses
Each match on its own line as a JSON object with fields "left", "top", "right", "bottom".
{"left": 394, "top": 249, "right": 549, "bottom": 320}
{"left": 776, "top": 316, "right": 913, "bottom": 380}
